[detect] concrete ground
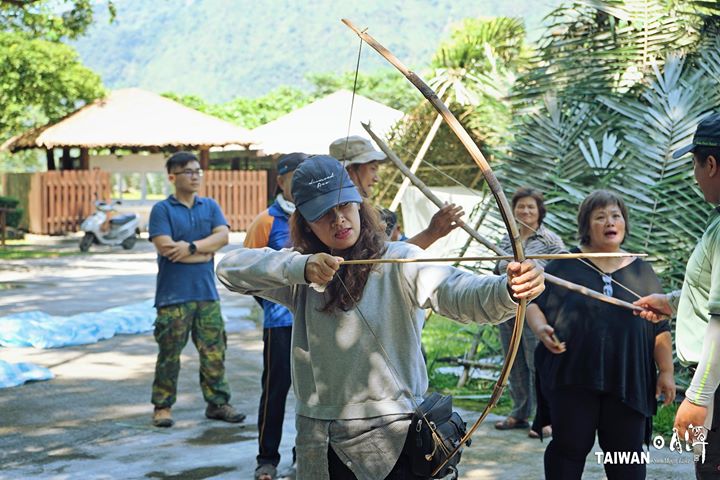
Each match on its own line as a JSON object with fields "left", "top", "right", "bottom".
{"left": 0, "top": 236, "right": 695, "bottom": 479}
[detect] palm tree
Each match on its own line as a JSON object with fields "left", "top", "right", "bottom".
{"left": 498, "top": 0, "right": 720, "bottom": 287}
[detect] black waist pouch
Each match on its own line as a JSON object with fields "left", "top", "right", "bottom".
{"left": 404, "top": 392, "right": 471, "bottom": 479}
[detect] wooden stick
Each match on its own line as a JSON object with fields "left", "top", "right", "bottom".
{"left": 544, "top": 272, "right": 644, "bottom": 312}
{"left": 340, "top": 252, "right": 646, "bottom": 265}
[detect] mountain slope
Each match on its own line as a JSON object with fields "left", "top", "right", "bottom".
{"left": 73, "top": 0, "right": 561, "bottom": 101}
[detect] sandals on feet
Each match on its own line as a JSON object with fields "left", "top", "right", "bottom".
{"left": 255, "top": 464, "right": 277, "bottom": 480}
{"left": 494, "top": 417, "right": 530, "bottom": 430}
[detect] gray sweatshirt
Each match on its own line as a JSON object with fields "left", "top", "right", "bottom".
{"left": 217, "top": 241, "right": 516, "bottom": 420}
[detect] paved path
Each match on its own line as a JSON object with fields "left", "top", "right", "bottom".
{"left": 0, "top": 239, "right": 695, "bottom": 479}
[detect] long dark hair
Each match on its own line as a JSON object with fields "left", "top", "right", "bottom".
{"left": 290, "top": 200, "right": 387, "bottom": 312}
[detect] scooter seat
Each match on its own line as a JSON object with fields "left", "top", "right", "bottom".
{"left": 110, "top": 213, "right": 138, "bottom": 225}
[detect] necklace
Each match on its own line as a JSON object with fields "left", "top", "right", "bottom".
{"left": 601, "top": 273, "right": 613, "bottom": 297}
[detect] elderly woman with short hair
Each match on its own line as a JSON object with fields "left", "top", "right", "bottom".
{"left": 494, "top": 187, "right": 565, "bottom": 438}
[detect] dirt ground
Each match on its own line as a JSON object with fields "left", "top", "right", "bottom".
{"left": 0, "top": 236, "right": 695, "bottom": 479}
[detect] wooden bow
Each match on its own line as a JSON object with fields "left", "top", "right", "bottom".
{"left": 342, "top": 19, "right": 528, "bottom": 474}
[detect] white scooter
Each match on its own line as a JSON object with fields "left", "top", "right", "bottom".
{"left": 79, "top": 200, "right": 140, "bottom": 252}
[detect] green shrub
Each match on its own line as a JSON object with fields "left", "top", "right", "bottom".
{"left": 0, "top": 196, "right": 22, "bottom": 229}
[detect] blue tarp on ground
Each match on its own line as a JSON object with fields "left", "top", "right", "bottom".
{"left": 0, "top": 300, "right": 156, "bottom": 388}
{"left": 0, "top": 360, "right": 53, "bottom": 388}
{"left": 0, "top": 300, "right": 156, "bottom": 349}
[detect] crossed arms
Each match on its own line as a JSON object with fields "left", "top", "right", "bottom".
{"left": 152, "top": 225, "right": 229, "bottom": 263}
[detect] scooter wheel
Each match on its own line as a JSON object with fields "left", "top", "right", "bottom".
{"left": 79, "top": 233, "right": 94, "bottom": 252}
{"left": 121, "top": 234, "right": 137, "bottom": 250}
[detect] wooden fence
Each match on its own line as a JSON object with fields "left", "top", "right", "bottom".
{"left": 2, "top": 169, "right": 266, "bottom": 234}
{"left": 201, "top": 170, "right": 267, "bottom": 231}
{"left": 29, "top": 170, "right": 111, "bottom": 234}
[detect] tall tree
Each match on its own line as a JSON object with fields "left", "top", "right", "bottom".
{"left": 0, "top": 1, "right": 111, "bottom": 171}
{"left": 0, "top": 0, "right": 115, "bottom": 40}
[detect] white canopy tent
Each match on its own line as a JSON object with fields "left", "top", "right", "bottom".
{"left": 251, "top": 90, "right": 405, "bottom": 155}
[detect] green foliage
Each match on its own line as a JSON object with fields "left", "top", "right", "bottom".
{"left": 377, "top": 17, "right": 531, "bottom": 206}
{"left": 498, "top": 0, "right": 720, "bottom": 289}
{"left": 653, "top": 402, "right": 678, "bottom": 439}
{"left": 0, "top": 245, "right": 78, "bottom": 260}
{"left": 307, "top": 71, "right": 420, "bottom": 113}
{"left": 0, "top": 31, "right": 104, "bottom": 134}
{"left": 163, "top": 86, "right": 313, "bottom": 129}
{"left": 423, "top": 313, "right": 510, "bottom": 413}
{"left": 0, "top": 30, "right": 104, "bottom": 165}
{"left": 0, "top": 0, "right": 115, "bottom": 41}
{"left": 165, "top": 70, "right": 420, "bottom": 130}
{"left": 0, "top": 194, "right": 21, "bottom": 228}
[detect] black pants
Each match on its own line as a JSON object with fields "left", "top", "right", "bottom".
{"left": 327, "top": 445, "right": 429, "bottom": 480}
{"left": 257, "top": 326, "right": 293, "bottom": 467}
{"left": 696, "top": 387, "right": 720, "bottom": 478}
{"left": 544, "top": 387, "right": 647, "bottom": 480}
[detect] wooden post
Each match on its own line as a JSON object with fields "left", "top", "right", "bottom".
{"left": 80, "top": 148, "right": 90, "bottom": 170}
{"left": 0, "top": 209, "right": 6, "bottom": 247}
{"left": 62, "top": 147, "right": 72, "bottom": 170}
{"left": 199, "top": 148, "right": 210, "bottom": 170}
{"left": 46, "top": 149, "right": 56, "bottom": 171}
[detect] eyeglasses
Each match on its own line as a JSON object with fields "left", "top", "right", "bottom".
{"left": 601, "top": 274, "right": 613, "bottom": 297}
{"left": 173, "top": 169, "right": 204, "bottom": 177}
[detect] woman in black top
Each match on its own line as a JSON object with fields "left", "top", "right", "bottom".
{"left": 526, "top": 190, "right": 675, "bottom": 480}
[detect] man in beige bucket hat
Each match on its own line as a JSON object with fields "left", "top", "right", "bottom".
{"left": 329, "top": 135, "right": 464, "bottom": 249}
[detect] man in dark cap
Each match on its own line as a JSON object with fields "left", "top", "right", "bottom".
{"left": 633, "top": 113, "right": 720, "bottom": 478}
{"left": 244, "top": 152, "right": 308, "bottom": 480}
{"left": 329, "top": 135, "right": 463, "bottom": 249}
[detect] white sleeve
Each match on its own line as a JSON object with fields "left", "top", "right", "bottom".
{"left": 400, "top": 244, "right": 517, "bottom": 324}
{"left": 686, "top": 314, "right": 720, "bottom": 407}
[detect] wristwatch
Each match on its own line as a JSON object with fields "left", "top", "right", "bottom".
{"left": 188, "top": 242, "right": 197, "bottom": 255}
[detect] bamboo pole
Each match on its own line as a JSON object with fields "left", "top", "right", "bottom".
{"left": 340, "top": 252, "right": 646, "bottom": 265}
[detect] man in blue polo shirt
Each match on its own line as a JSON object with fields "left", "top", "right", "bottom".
{"left": 148, "top": 151, "right": 245, "bottom": 428}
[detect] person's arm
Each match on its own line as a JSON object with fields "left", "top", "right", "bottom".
{"left": 654, "top": 331, "right": 676, "bottom": 406}
{"left": 216, "top": 247, "right": 341, "bottom": 309}
{"left": 526, "top": 303, "right": 566, "bottom": 354}
{"left": 151, "top": 235, "right": 213, "bottom": 263}
{"left": 633, "top": 290, "right": 681, "bottom": 322}
{"left": 154, "top": 227, "right": 228, "bottom": 263}
{"left": 407, "top": 203, "right": 464, "bottom": 249}
{"left": 400, "top": 243, "right": 543, "bottom": 324}
{"left": 675, "top": 314, "right": 720, "bottom": 438}
{"left": 163, "top": 203, "right": 230, "bottom": 262}
{"left": 147, "top": 202, "right": 210, "bottom": 262}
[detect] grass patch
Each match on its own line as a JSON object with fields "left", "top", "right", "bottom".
{"left": 0, "top": 246, "right": 79, "bottom": 260}
{"left": 652, "top": 402, "right": 679, "bottom": 440}
{"left": 423, "top": 313, "right": 511, "bottom": 414}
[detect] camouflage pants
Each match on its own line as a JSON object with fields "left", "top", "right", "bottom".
{"left": 151, "top": 301, "right": 231, "bottom": 408}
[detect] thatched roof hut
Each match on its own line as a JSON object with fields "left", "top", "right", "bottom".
{"left": 2, "top": 88, "right": 256, "bottom": 170}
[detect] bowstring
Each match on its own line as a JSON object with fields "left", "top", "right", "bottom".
{"left": 335, "top": 34, "right": 364, "bottom": 207}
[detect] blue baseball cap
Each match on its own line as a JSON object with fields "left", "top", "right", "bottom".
{"left": 673, "top": 113, "right": 720, "bottom": 159}
{"left": 277, "top": 152, "right": 308, "bottom": 175}
{"left": 291, "top": 155, "right": 363, "bottom": 222}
